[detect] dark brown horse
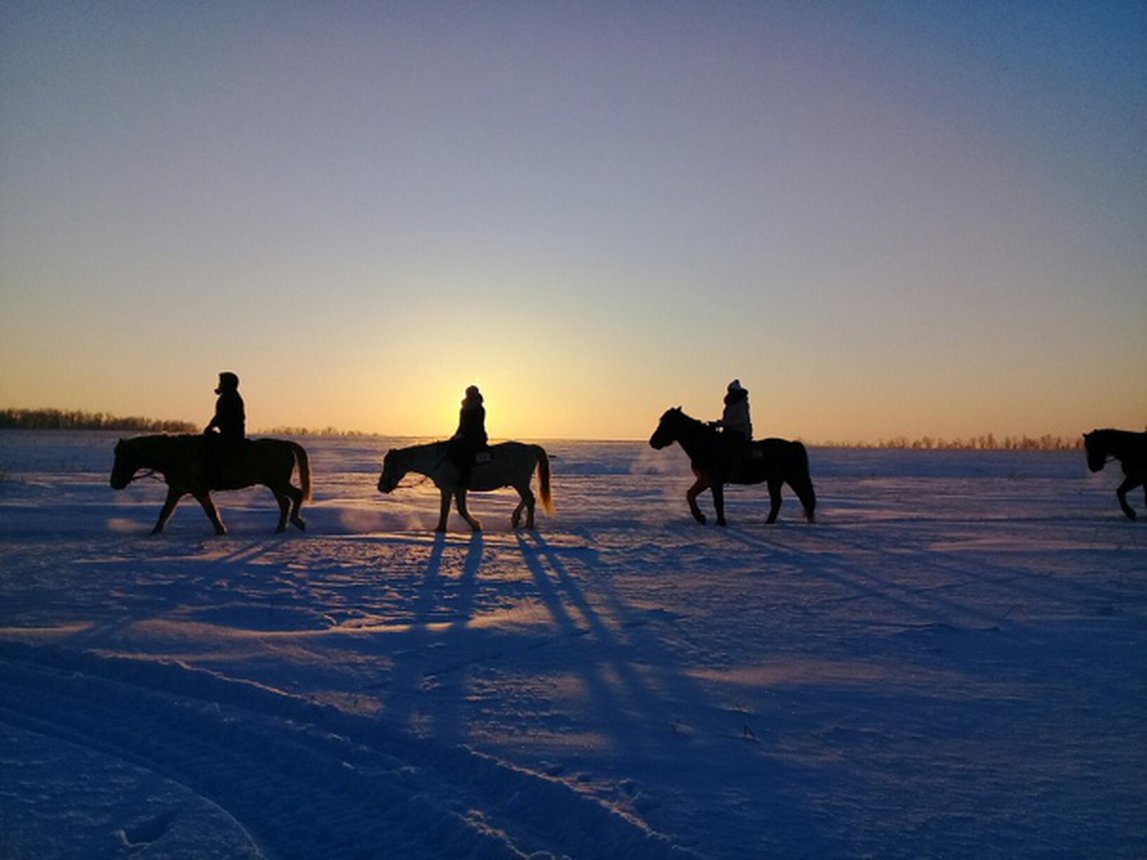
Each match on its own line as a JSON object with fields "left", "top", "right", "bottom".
{"left": 650, "top": 407, "right": 816, "bottom": 526}
{"left": 111, "top": 434, "right": 311, "bottom": 534}
{"left": 378, "top": 440, "right": 552, "bottom": 532}
{"left": 1084, "top": 428, "right": 1147, "bottom": 520}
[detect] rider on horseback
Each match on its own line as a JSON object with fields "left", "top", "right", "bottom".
{"left": 448, "top": 385, "right": 488, "bottom": 488}
{"left": 204, "top": 371, "right": 246, "bottom": 482}
{"left": 714, "top": 379, "right": 752, "bottom": 480}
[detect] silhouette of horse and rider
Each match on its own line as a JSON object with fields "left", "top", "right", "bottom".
{"left": 650, "top": 380, "right": 817, "bottom": 527}
{"left": 111, "top": 372, "right": 310, "bottom": 534}
{"left": 378, "top": 385, "right": 552, "bottom": 533}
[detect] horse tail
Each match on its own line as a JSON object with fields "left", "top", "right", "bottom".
{"left": 534, "top": 445, "right": 553, "bottom": 514}
{"left": 292, "top": 442, "right": 312, "bottom": 501}
{"left": 790, "top": 441, "right": 817, "bottom": 522}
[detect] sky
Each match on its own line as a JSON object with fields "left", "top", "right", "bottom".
{"left": 2, "top": 1, "right": 1144, "bottom": 442}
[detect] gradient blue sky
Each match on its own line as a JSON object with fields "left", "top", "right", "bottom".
{"left": 2, "top": 2, "right": 1144, "bottom": 441}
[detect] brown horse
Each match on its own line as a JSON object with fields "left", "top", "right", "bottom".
{"left": 1084, "top": 428, "right": 1147, "bottom": 520}
{"left": 377, "top": 440, "right": 552, "bottom": 532}
{"left": 649, "top": 407, "right": 816, "bottom": 526}
{"left": 111, "top": 434, "right": 311, "bottom": 534}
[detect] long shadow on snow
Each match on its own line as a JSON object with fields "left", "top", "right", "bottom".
{"left": 516, "top": 531, "right": 835, "bottom": 856}
{"left": 383, "top": 532, "right": 485, "bottom": 745}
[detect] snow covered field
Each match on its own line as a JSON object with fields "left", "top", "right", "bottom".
{"left": 1, "top": 430, "right": 1144, "bottom": 858}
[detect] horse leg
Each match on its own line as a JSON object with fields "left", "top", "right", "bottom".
{"left": 267, "top": 481, "right": 305, "bottom": 532}
{"left": 766, "top": 478, "right": 784, "bottom": 524}
{"left": 686, "top": 476, "right": 710, "bottom": 524}
{"left": 152, "top": 486, "right": 185, "bottom": 534}
{"left": 455, "top": 489, "right": 482, "bottom": 532}
{"left": 271, "top": 488, "right": 290, "bottom": 533}
{"left": 1116, "top": 476, "right": 1139, "bottom": 521}
{"left": 513, "top": 483, "right": 536, "bottom": 529}
{"left": 193, "top": 491, "right": 227, "bottom": 535}
{"left": 287, "top": 485, "right": 306, "bottom": 531}
{"left": 436, "top": 490, "right": 452, "bottom": 532}
{"left": 711, "top": 482, "right": 728, "bottom": 527}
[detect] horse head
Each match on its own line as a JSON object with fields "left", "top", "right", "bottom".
{"left": 1084, "top": 430, "right": 1109, "bottom": 473}
{"left": 649, "top": 407, "right": 684, "bottom": 450}
{"left": 109, "top": 438, "right": 139, "bottom": 489}
{"left": 377, "top": 449, "right": 406, "bottom": 493}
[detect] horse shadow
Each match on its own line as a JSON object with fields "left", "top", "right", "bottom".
{"left": 513, "top": 532, "right": 830, "bottom": 841}
{"left": 382, "top": 532, "right": 484, "bottom": 743}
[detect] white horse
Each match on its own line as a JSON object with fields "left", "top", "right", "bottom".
{"left": 377, "top": 440, "right": 552, "bottom": 532}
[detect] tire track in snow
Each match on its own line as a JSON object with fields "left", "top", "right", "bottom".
{"left": 0, "top": 643, "right": 691, "bottom": 859}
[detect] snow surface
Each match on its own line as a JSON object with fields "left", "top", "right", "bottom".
{"left": 1, "top": 430, "right": 1144, "bottom": 858}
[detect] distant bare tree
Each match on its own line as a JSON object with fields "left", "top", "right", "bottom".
{"left": 0, "top": 408, "right": 196, "bottom": 433}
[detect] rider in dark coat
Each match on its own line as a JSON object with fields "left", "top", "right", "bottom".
{"left": 449, "top": 385, "right": 488, "bottom": 487}
{"left": 715, "top": 379, "right": 752, "bottom": 480}
{"left": 204, "top": 372, "right": 246, "bottom": 481}
{"left": 205, "top": 372, "right": 246, "bottom": 442}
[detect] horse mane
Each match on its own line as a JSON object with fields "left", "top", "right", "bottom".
{"left": 668, "top": 407, "right": 717, "bottom": 438}
{"left": 128, "top": 433, "right": 201, "bottom": 449}
{"left": 1086, "top": 428, "right": 1146, "bottom": 446}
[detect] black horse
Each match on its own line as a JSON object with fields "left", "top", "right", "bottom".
{"left": 649, "top": 407, "right": 816, "bottom": 526}
{"left": 111, "top": 434, "right": 311, "bottom": 534}
{"left": 1084, "top": 428, "right": 1147, "bottom": 520}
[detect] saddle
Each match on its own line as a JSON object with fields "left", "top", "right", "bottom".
{"left": 204, "top": 435, "right": 247, "bottom": 485}
{"left": 725, "top": 444, "right": 761, "bottom": 482}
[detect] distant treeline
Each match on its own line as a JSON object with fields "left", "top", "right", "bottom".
{"left": 0, "top": 408, "right": 197, "bottom": 433}
{"left": 257, "top": 425, "right": 380, "bottom": 438}
{"left": 821, "top": 434, "right": 1083, "bottom": 451}
{"left": 1, "top": 408, "right": 1087, "bottom": 450}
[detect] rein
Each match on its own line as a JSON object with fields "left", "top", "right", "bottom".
{"left": 397, "top": 472, "right": 432, "bottom": 490}
{"left": 388, "top": 442, "right": 450, "bottom": 490}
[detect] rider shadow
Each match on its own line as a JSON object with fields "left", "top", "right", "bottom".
{"left": 383, "top": 532, "right": 484, "bottom": 744}
{"left": 424, "top": 532, "right": 483, "bottom": 744}
{"left": 516, "top": 532, "right": 707, "bottom": 757}
{"left": 513, "top": 532, "right": 835, "bottom": 852}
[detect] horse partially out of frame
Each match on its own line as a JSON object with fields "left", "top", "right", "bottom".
{"left": 1084, "top": 428, "right": 1147, "bottom": 520}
